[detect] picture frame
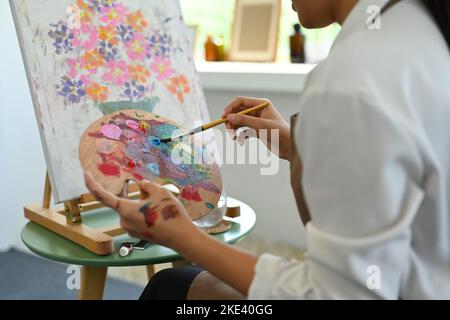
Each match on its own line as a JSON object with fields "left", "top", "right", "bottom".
{"left": 230, "top": 0, "right": 281, "bottom": 62}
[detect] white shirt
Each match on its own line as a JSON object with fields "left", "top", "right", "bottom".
{"left": 248, "top": 0, "right": 450, "bottom": 299}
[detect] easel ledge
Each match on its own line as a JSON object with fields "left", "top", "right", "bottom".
{"left": 24, "top": 172, "right": 138, "bottom": 255}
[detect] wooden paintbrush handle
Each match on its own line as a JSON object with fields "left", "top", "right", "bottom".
{"left": 203, "top": 102, "right": 270, "bottom": 130}
{"left": 203, "top": 117, "right": 228, "bottom": 130}
{"left": 238, "top": 101, "right": 271, "bottom": 117}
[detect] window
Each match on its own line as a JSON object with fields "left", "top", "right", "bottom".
{"left": 180, "top": 0, "right": 341, "bottom": 63}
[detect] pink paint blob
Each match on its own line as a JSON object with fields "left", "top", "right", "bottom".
{"left": 98, "top": 163, "right": 121, "bottom": 176}
{"left": 125, "top": 120, "right": 141, "bottom": 131}
{"left": 100, "top": 124, "right": 122, "bottom": 140}
{"left": 122, "top": 128, "right": 142, "bottom": 142}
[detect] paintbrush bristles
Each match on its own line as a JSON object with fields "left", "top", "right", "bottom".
{"left": 161, "top": 102, "right": 270, "bottom": 143}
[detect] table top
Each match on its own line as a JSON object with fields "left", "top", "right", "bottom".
{"left": 21, "top": 197, "right": 256, "bottom": 267}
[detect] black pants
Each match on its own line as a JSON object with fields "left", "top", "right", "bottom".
{"left": 140, "top": 266, "right": 204, "bottom": 300}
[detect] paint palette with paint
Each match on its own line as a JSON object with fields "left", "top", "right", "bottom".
{"left": 79, "top": 110, "right": 223, "bottom": 221}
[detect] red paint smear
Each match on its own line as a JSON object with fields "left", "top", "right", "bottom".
{"left": 181, "top": 186, "right": 202, "bottom": 202}
{"left": 124, "top": 169, "right": 144, "bottom": 181}
{"left": 143, "top": 206, "right": 159, "bottom": 227}
{"left": 127, "top": 159, "right": 137, "bottom": 168}
{"left": 89, "top": 132, "right": 105, "bottom": 138}
{"left": 98, "top": 163, "right": 121, "bottom": 176}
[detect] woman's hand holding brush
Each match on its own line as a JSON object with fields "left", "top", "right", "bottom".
{"left": 223, "top": 97, "right": 291, "bottom": 160}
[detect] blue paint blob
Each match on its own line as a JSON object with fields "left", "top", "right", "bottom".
{"left": 147, "top": 162, "right": 161, "bottom": 176}
{"left": 205, "top": 202, "right": 215, "bottom": 209}
{"left": 153, "top": 123, "right": 179, "bottom": 139}
{"left": 148, "top": 136, "right": 161, "bottom": 147}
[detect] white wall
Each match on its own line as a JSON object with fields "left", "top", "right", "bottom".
{"left": 0, "top": 0, "right": 307, "bottom": 251}
{"left": 0, "top": 0, "right": 47, "bottom": 252}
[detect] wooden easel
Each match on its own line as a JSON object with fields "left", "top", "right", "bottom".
{"left": 24, "top": 171, "right": 141, "bottom": 255}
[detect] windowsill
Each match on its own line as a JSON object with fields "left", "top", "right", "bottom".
{"left": 196, "top": 61, "right": 316, "bottom": 94}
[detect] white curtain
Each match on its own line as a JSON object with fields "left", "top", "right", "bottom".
{"left": 0, "top": 0, "right": 47, "bottom": 252}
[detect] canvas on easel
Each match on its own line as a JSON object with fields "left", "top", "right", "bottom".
{"left": 10, "top": 0, "right": 217, "bottom": 203}
{"left": 10, "top": 0, "right": 222, "bottom": 255}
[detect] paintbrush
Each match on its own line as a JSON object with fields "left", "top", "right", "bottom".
{"left": 160, "top": 102, "right": 270, "bottom": 143}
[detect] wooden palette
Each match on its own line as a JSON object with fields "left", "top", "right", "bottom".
{"left": 79, "top": 110, "right": 223, "bottom": 221}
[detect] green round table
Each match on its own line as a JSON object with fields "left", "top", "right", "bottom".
{"left": 21, "top": 197, "right": 256, "bottom": 300}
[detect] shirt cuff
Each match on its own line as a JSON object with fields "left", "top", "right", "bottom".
{"left": 248, "top": 254, "right": 286, "bottom": 300}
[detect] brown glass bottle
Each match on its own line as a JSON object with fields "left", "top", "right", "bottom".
{"left": 290, "top": 24, "right": 306, "bottom": 63}
{"left": 204, "top": 35, "right": 217, "bottom": 61}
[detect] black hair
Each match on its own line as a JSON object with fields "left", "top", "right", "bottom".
{"left": 423, "top": 0, "right": 450, "bottom": 50}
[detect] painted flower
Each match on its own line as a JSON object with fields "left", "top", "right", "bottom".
{"left": 126, "top": 34, "right": 148, "bottom": 61}
{"left": 66, "top": 58, "right": 91, "bottom": 84}
{"left": 48, "top": 21, "right": 74, "bottom": 54}
{"left": 81, "top": 49, "right": 104, "bottom": 74}
{"left": 71, "top": 23, "right": 99, "bottom": 50}
{"left": 127, "top": 11, "right": 148, "bottom": 32}
{"left": 100, "top": 3, "right": 127, "bottom": 27}
{"left": 79, "top": 9, "right": 93, "bottom": 24}
{"left": 128, "top": 64, "right": 150, "bottom": 84}
{"left": 67, "top": 58, "right": 80, "bottom": 78}
{"left": 102, "top": 60, "right": 130, "bottom": 86}
{"left": 101, "top": 0, "right": 116, "bottom": 8}
{"left": 57, "top": 76, "right": 86, "bottom": 104}
{"left": 98, "top": 25, "right": 119, "bottom": 46}
{"left": 86, "top": 82, "right": 109, "bottom": 102}
{"left": 147, "top": 31, "right": 172, "bottom": 58}
{"left": 150, "top": 56, "right": 174, "bottom": 81}
{"left": 167, "top": 75, "right": 190, "bottom": 104}
{"left": 85, "top": 0, "right": 116, "bottom": 12}
{"left": 70, "top": 2, "right": 92, "bottom": 24}
{"left": 98, "top": 41, "right": 120, "bottom": 61}
{"left": 76, "top": 0, "right": 95, "bottom": 13}
{"left": 116, "top": 24, "right": 135, "bottom": 43}
{"left": 123, "top": 80, "right": 147, "bottom": 101}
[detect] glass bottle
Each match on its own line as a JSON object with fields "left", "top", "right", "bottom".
{"left": 290, "top": 24, "right": 306, "bottom": 63}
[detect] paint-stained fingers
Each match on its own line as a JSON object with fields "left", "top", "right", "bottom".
{"left": 83, "top": 171, "right": 120, "bottom": 209}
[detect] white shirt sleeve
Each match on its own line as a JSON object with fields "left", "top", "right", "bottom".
{"left": 248, "top": 90, "right": 425, "bottom": 300}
